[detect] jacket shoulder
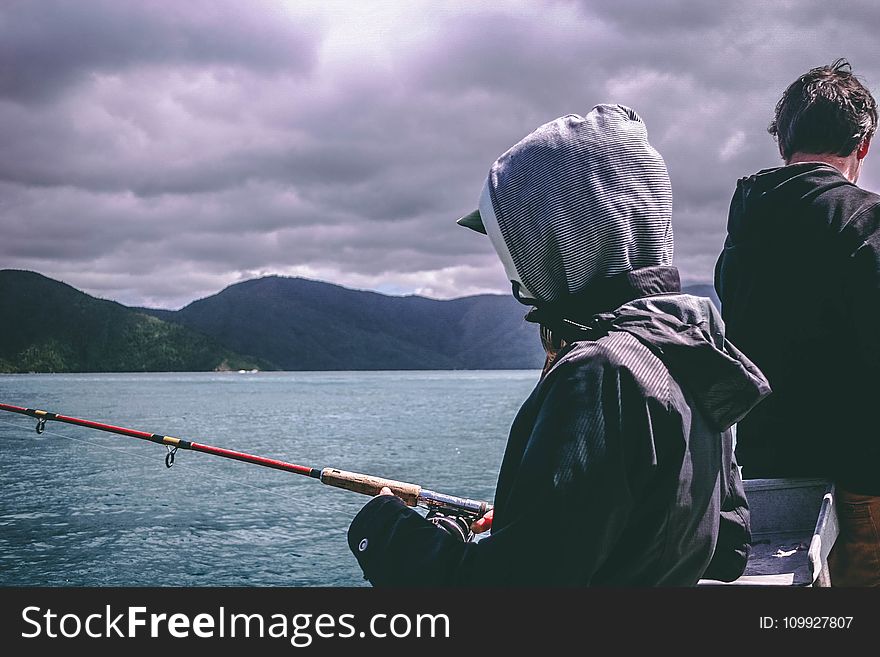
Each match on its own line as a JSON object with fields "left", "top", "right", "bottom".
{"left": 812, "top": 181, "right": 880, "bottom": 239}
{"left": 550, "top": 331, "right": 670, "bottom": 405}
{"left": 837, "top": 189, "right": 880, "bottom": 249}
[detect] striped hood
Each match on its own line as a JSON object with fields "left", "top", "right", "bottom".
{"left": 483, "top": 104, "right": 673, "bottom": 305}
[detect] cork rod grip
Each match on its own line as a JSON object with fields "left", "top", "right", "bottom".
{"left": 320, "top": 468, "right": 422, "bottom": 507}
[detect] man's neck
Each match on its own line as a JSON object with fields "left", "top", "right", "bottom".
{"left": 786, "top": 152, "right": 861, "bottom": 183}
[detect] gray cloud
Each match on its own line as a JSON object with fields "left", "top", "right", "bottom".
{"left": 0, "top": 0, "right": 319, "bottom": 103}
{"left": 2, "top": 0, "right": 879, "bottom": 308}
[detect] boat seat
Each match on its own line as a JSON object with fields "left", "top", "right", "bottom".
{"left": 698, "top": 478, "right": 837, "bottom": 587}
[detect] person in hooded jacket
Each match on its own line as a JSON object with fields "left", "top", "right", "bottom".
{"left": 348, "top": 104, "right": 770, "bottom": 587}
{"left": 715, "top": 59, "right": 880, "bottom": 587}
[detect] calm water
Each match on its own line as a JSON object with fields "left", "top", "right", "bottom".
{"left": 0, "top": 371, "right": 538, "bottom": 587}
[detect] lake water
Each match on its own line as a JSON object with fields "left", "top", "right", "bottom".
{"left": 0, "top": 371, "right": 539, "bottom": 587}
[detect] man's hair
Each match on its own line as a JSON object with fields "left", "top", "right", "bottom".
{"left": 769, "top": 58, "right": 877, "bottom": 161}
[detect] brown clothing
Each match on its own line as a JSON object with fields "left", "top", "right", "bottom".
{"left": 829, "top": 487, "right": 880, "bottom": 587}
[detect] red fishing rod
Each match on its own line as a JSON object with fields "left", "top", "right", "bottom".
{"left": 0, "top": 402, "right": 492, "bottom": 522}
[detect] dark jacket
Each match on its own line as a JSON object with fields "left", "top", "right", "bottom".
{"left": 715, "top": 163, "right": 880, "bottom": 495}
{"left": 348, "top": 266, "right": 768, "bottom": 586}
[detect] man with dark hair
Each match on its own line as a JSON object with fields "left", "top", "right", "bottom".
{"left": 346, "top": 104, "right": 769, "bottom": 586}
{"left": 715, "top": 59, "right": 880, "bottom": 586}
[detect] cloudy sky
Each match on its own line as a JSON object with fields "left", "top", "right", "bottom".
{"left": 2, "top": 0, "right": 879, "bottom": 309}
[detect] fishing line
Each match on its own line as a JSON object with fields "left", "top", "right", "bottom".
{"left": 0, "top": 417, "right": 353, "bottom": 518}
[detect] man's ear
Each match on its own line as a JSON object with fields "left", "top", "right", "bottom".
{"left": 856, "top": 138, "right": 871, "bottom": 160}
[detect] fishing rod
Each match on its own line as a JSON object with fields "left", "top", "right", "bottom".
{"left": 0, "top": 402, "right": 492, "bottom": 524}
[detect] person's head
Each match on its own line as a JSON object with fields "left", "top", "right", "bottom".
{"left": 457, "top": 104, "right": 673, "bottom": 307}
{"left": 769, "top": 59, "right": 877, "bottom": 172}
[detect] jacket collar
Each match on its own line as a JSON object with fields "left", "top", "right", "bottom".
{"left": 528, "top": 266, "right": 771, "bottom": 431}
{"left": 526, "top": 265, "right": 681, "bottom": 327}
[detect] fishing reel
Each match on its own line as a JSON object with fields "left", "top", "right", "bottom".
{"left": 426, "top": 508, "right": 475, "bottom": 543}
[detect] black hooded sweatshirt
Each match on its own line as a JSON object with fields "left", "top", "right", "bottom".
{"left": 348, "top": 266, "right": 769, "bottom": 586}
{"left": 715, "top": 162, "right": 880, "bottom": 495}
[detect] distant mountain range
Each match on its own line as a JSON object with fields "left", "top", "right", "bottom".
{"left": 0, "top": 269, "right": 719, "bottom": 373}
{"left": 0, "top": 270, "right": 267, "bottom": 373}
{"left": 138, "top": 275, "right": 548, "bottom": 371}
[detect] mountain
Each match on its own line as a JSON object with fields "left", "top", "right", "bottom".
{"left": 145, "top": 276, "right": 718, "bottom": 371}
{"left": 1, "top": 269, "right": 720, "bottom": 373}
{"left": 0, "top": 270, "right": 266, "bottom": 373}
{"left": 140, "top": 276, "right": 547, "bottom": 370}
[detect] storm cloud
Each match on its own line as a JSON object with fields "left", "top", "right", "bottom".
{"left": 2, "top": 0, "right": 878, "bottom": 308}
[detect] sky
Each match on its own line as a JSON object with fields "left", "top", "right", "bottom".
{"left": 2, "top": 0, "right": 879, "bottom": 309}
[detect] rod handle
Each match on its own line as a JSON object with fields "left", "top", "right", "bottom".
{"left": 320, "top": 468, "right": 422, "bottom": 507}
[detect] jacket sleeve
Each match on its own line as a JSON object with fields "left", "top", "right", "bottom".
{"left": 347, "top": 356, "right": 657, "bottom": 586}
{"left": 842, "top": 205, "right": 880, "bottom": 365}
{"left": 701, "top": 426, "right": 751, "bottom": 581}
